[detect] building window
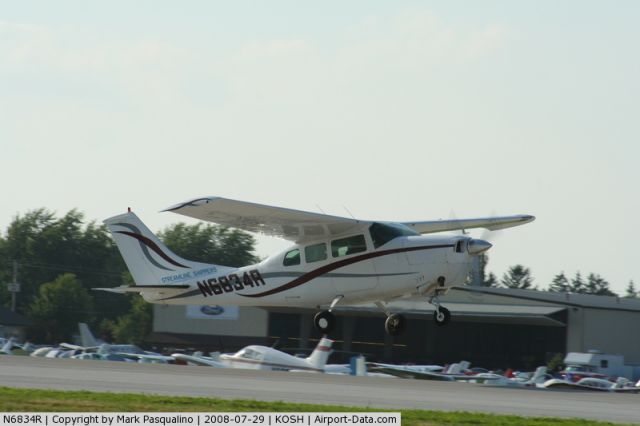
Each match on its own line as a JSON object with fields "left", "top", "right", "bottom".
{"left": 305, "top": 243, "right": 327, "bottom": 263}
{"left": 283, "top": 249, "right": 300, "bottom": 266}
{"left": 600, "top": 360, "right": 608, "bottom": 368}
{"left": 331, "top": 235, "right": 367, "bottom": 257}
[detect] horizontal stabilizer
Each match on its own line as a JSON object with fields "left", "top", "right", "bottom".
{"left": 93, "top": 285, "right": 189, "bottom": 294}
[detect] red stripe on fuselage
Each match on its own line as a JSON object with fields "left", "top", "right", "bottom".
{"left": 238, "top": 243, "right": 453, "bottom": 298}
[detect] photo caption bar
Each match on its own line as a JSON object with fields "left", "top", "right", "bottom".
{"left": 0, "top": 413, "right": 401, "bottom": 426}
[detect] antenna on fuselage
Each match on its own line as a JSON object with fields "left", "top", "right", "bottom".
{"left": 342, "top": 205, "right": 356, "bottom": 220}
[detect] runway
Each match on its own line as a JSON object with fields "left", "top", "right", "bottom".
{"left": 1, "top": 357, "right": 638, "bottom": 424}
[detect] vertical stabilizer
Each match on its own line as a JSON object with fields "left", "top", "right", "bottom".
{"left": 306, "top": 337, "right": 333, "bottom": 369}
{"left": 529, "top": 366, "right": 548, "bottom": 385}
{"left": 104, "top": 211, "right": 219, "bottom": 286}
{"left": 78, "top": 323, "right": 99, "bottom": 347}
{"left": 0, "top": 337, "right": 14, "bottom": 355}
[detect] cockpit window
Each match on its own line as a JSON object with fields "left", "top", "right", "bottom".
{"left": 283, "top": 248, "right": 300, "bottom": 266}
{"left": 331, "top": 235, "right": 367, "bottom": 257}
{"left": 237, "top": 348, "right": 261, "bottom": 360}
{"left": 305, "top": 243, "right": 327, "bottom": 263}
{"left": 369, "top": 222, "right": 419, "bottom": 248}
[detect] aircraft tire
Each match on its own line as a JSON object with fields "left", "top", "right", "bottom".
{"left": 434, "top": 306, "right": 451, "bottom": 326}
{"left": 384, "top": 313, "right": 406, "bottom": 336}
{"left": 314, "top": 311, "right": 335, "bottom": 334}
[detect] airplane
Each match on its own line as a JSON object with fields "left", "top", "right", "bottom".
{"left": 97, "top": 197, "right": 534, "bottom": 335}
{"left": 368, "top": 361, "right": 469, "bottom": 381}
{"left": 60, "top": 323, "right": 174, "bottom": 363}
{"left": 172, "top": 337, "right": 333, "bottom": 372}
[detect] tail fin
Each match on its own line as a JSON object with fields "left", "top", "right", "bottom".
{"left": 1, "top": 337, "right": 14, "bottom": 355}
{"left": 305, "top": 337, "right": 333, "bottom": 369}
{"left": 104, "top": 211, "right": 219, "bottom": 286}
{"left": 78, "top": 323, "right": 99, "bottom": 347}
{"left": 529, "top": 366, "right": 548, "bottom": 384}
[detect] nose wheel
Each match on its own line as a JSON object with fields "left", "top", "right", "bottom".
{"left": 433, "top": 306, "right": 451, "bottom": 326}
{"left": 430, "top": 277, "right": 451, "bottom": 326}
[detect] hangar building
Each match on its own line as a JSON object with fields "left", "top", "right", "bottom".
{"left": 148, "top": 287, "right": 640, "bottom": 370}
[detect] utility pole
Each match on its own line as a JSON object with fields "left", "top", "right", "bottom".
{"left": 9, "top": 260, "right": 19, "bottom": 312}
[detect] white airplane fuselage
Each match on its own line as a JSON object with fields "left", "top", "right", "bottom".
{"left": 142, "top": 233, "right": 473, "bottom": 308}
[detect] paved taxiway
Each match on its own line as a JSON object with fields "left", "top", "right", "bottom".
{"left": 1, "top": 357, "right": 638, "bottom": 423}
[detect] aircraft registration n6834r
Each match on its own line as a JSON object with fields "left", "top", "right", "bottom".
{"left": 97, "top": 197, "right": 534, "bottom": 336}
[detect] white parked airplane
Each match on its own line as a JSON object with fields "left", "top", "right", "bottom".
{"left": 172, "top": 337, "right": 333, "bottom": 372}
{"left": 61, "top": 323, "right": 174, "bottom": 363}
{"left": 98, "top": 197, "right": 534, "bottom": 335}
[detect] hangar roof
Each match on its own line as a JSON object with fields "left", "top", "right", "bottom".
{"left": 455, "top": 286, "right": 640, "bottom": 313}
{"left": 339, "top": 300, "right": 567, "bottom": 326}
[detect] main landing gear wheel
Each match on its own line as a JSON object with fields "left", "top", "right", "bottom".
{"left": 384, "top": 313, "right": 406, "bottom": 336}
{"left": 434, "top": 306, "right": 451, "bottom": 326}
{"left": 314, "top": 311, "right": 335, "bottom": 334}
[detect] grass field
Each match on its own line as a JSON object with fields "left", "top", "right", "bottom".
{"left": 0, "top": 387, "right": 634, "bottom": 426}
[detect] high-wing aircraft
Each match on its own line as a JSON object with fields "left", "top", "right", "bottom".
{"left": 98, "top": 197, "right": 534, "bottom": 335}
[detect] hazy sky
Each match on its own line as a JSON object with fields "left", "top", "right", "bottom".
{"left": 1, "top": 1, "right": 638, "bottom": 293}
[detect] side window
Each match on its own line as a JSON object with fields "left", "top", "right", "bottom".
{"left": 305, "top": 243, "right": 327, "bottom": 263}
{"left": 283, "top": 249, "right": 300, "bottom": 266}
{"left": 331, "top": 235, "right": 367, "bottom": 257}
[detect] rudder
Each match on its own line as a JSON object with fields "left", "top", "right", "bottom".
{"left": 104, "top": 211, "right": 217, "bottom": 286}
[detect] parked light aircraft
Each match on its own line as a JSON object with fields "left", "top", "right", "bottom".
{"left": 172, "top": 337, "right": 333, "bottom": 372}
{"left": 61, "top": 323, "right": 173, "bottom": 363}
{"left": 98, "top": 197, "right": 534, "bottom": 335}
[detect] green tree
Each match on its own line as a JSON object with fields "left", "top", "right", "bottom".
{"left": 585, "top": 273, "right": 616, "bottom": 296}
{"left": 548, "top": 272, "right": 570, "bottom": 292}
{"left": 0, "top": 209, "right": 128, "bottom": 320}
{"left": 484, "top": 272, "right": 497, "bottom": 287}
{"left": 159, "top": 223, "right": 258, "bottom": 267}
{"left": 109, "top": 295, "right": 153, "bottom": 346}
{"left": 500, "top": 265, "right": 535, "bottom": 290}
{"left": 625, "top": 280, "right": 637, "bottom": 298}
{"left": 569, "top": 272, "right": 586, "bottom": 293}
{"left": 28, "top": 273, "right": 94, "bottom": 343}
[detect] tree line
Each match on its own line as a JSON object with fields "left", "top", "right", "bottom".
{"left": 0, "top": 209, "right": 258, "bottom": 344}
{"left": 2, "top": 210, "right": 637, "bottom": 344}
{"left": 476, "top": 254, "right": 637, "bottom": 298}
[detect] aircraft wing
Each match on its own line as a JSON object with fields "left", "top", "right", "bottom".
{"left": 171, "top": 353, "right": 228, "bottom": 368}
{"left": 164, "top": 197, "right": 365, "bottom": 242}
{"left": 402, "top": 215, "right": 535, "bottom": 235}
{"left": 367, "top": 364, "right": 455, "bottom": 381}
{"left": 59, "top": 343, "right": 90, "bottom": 351}
{"left": 118, "top": 352, "right": 175, "bottom": 363}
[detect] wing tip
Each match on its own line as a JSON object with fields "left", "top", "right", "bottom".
{"left": 162, "top": 196, "right": 219, "bottom": 212}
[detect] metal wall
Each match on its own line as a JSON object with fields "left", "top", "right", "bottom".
{"left": 153, "top": 305, "right": 268, "bottom": 336}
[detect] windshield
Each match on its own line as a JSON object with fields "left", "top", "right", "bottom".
{"left": 369, "top": 222, "right": 419, "bottom": 248}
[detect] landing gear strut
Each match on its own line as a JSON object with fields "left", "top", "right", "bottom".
{"left": 430, "top": 276, "right": 451, "bottom": 326}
